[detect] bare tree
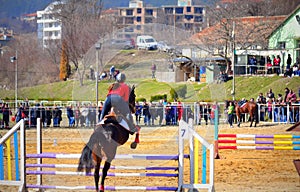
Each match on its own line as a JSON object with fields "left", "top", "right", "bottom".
{"left": 52, "top": 0, "right": 116, "bottom": 86}
{"left": 0, "top": 33, "right": 59, "bottom": 91}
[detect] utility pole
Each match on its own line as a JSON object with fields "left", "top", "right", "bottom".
{"left": 10, "top": 51, "right": 18, "bottom": 110}
{"left": 95, "top": 43, "right": 101, "bottom": 111}
{"left": 231, "top": 21, "right": 235, "bottom": 101}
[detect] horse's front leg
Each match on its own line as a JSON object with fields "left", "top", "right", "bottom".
{"left": 131, "top": 125, "right": 141, "bottom": 149}
{"left": 100, "top": 161, "right": 111, "bottom": 192}
{"left": 94, "top": 157, "right": 101, "bottom": 192}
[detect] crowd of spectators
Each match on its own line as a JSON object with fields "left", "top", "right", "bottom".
{"left": 1, "top": 88, "right": 299, "bottom": 130}
{"left": 246, "top": 54, "right": 300, "bottom": 76}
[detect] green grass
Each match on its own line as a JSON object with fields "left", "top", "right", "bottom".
{"left": 0, "top": 76, "right": 299, "bottom": 102}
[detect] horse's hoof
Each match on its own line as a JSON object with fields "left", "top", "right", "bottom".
{"left": 130, "top": 142, "right": 137, "bottom": 149}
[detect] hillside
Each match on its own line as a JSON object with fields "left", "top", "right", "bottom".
{"left": 0, "top": 73, "right": 298, "bottom": 103}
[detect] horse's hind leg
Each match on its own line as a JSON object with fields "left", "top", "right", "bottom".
{"left": 94, "top": 156, "right": 101, "bottom": 192}
{"left": 100, "top": 161, "right": 111, "bottom": 192}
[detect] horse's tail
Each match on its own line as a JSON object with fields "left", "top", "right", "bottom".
{"left": 77, "top": 128, "right": 104, "bottom": 173}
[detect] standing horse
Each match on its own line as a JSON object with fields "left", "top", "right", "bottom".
{"left": 235, "top": 101, "right": 258, "bottom": 127}
{"left": 77, "top": 85, "right": 140, "bottom": 192}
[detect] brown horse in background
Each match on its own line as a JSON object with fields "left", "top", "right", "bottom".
{"left": 77, "top": 85, "right": 140, "bottom": 192}
{"left": 235, "top": 101, "right": 259, "bottom": 127}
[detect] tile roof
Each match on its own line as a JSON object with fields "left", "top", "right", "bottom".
{"left": 192, "top": 15, "right": 286, "bottom": 46}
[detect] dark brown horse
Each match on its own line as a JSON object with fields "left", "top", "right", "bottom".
{"left": 77, "top": 85, "right": 140, "bottom": 192}
{"left": 235, "top": 101, "right": 258, "bottom": 127}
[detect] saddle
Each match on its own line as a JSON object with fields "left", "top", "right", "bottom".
{"left": 99, "top": 111, "right": 131, "bottom": 133}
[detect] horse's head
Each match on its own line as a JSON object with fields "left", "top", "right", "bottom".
{"left": 128, "top": 85, "right": 136, "bottom": 113}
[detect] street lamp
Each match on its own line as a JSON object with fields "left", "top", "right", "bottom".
{"left": 95, "top": 42, "right": 101, "bottom": 112}
{"left": 10, "top": 51, "right": 18, "bottom": 110}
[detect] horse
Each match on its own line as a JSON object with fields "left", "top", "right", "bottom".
{"left": 77, "top": 85, "right": 140, "bottom": 192}
{"left": 234, "top": 101, "right": 259, "bottom": 127}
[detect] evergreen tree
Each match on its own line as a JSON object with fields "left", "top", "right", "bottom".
{"left": 59, "top": 42, "right": 68, "bottom": 81}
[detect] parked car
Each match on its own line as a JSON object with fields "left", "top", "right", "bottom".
{"left": 136, "top": 35, "right": 157, "bottom": 50}
{"left": 157, "top": 41, "right": 175, "bottom": 53}
{"left": 110, "top": 38, "right": 135, "bottom": 50}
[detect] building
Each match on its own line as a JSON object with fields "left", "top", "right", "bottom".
{"left": 268, "top": 5, "right": 300, "bottom": 66}
{"left": 37, "top": 1, "right": 63, "bottom": 48}
{"left": 116, "top": 0, "right": 206, "bottom": 39}
{"left": 161, "top": 0, "right": 205, "bottom": 34}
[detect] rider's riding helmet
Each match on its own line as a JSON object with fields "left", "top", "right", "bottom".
{"left": 116, "top": 73, "right": 126, "bottom": 83}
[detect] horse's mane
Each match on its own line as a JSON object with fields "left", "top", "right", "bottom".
{"left": 128, "top": 85, "right": 136, "bottom": 113}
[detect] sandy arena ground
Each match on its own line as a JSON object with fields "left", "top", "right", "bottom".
{"left": 2, "top": 122, "right": 300, "bottom": 192}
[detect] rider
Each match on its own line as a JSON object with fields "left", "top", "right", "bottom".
{"left": 99, "top": 73, "right": 138, "bottom": 134}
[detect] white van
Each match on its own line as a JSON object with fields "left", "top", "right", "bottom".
{"left": 136, "top": 35, "right": 158, "bottom": 50}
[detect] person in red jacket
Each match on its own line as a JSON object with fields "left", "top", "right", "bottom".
{"left": 99, "top": 73, "right": 138, "bottom": 133}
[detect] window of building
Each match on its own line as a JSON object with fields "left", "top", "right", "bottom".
{"left": 145, "top": 9, "right": 153, "bottom": 16}
{"left": 164, "top": 8, "right": 173, "bottom": 14}
{"left": 194, "top": 7, "right": 203, "bottom": 14}
{"left": 136, "top": 16, "right": 141, "bottom": 22}
{"left": 125, "top": 17, "right": 134, "bottom": 24}
{"left": 278, "top": 42, "right": 286, "bottom": 49}
{"left": 55, "top": 31, "right": 58, "bottom": 36}
{"left": 186, "top": 7, "right": 191, "bottom": 12}
{"left": 185, "top": 15, "right": 193, "bottom": 20}
{"left": 145, "top": 17, "right": 153, "bottom": 23}
{"left": 184, "top": 23, "right": 193, "bottom": 30}
{"left": 175, "top": 7, "right": 184, "bottom": 14}
{"left": 137, "top": 8, "right": 142, "bottom": 14}
{"left": 194, "top": 16, "right": 203, "bottom": 22}
{"left": 126, "top": 9, "right": 133, "bottom": 16}
{"left": 125, "top": 27, "right": 134, "bottom": 32}
{"left": 136, "top": 25, "right": 141, "bottom": 30}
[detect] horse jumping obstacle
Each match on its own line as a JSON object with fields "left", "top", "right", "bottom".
{"left": 25, "top": 119, "right": 214, "bottom": 191}
{"left": 0, "top": 118, "right": 214, "bottom": 191}
{"left": 218, "top": 134, "right": 300, "bottom": 150}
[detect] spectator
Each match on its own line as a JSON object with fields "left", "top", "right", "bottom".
{"left": 227, "top": 101, "right": 234, "bottom": 128}
{"left": 81, "top": 104, "right": 89, "bottom": 127}
{"left": 89, "top": 104, "right": 97, "bottom": 127}
{"left": 135, "top": 101, "right": 142, "bottom": 125}
{"left": 151, "top": 63, "right": 156, "bottom": 79}
{"left": 142, "top": 100, "right": 151, "bottom": 126}
{"left": 15, "top": 103, "right": 24, "bottom": 123}
{"left": 249, "top": 56, "right": 257, "bottom": 75}
{"left": 284, "top": 87, "right": 290, "bottom": 103}
{"left": 67, "top": 105, "right": 75, "bottom": 127}
{"left": 156, "top": 100, "right": 164, "bottom": 126}
{"left": 266, "top": 88, "right": 275, "bottom": 101}
{"left": 256, "top": 93, "right": 266, "bottom": 121}
{"left": 266, "top": 60, "right": 273, "bottom": 74}
{"left": 165, "top": 102, "right": 172, "bottom": 125}
{"left": 273, "top": 55, "right": 281, "bottom": 75}
{"left": 74, "top": 106, "right": 81, "bottom": 127}
{"left": 267, "top": 99, "right": 273, "bottom": 121}
{"left": 45, "top": 107, "right": 52, "bottom": 127}
{"left": 286, "top": 89, "right": 297, "bottom": 103}
{"left": 100, "top": 71, "right": 107, "bottom": 80}
{"left": 2, "top": 103, "right": 11, "bottom": 129}
{"left": 149, "top": 102, "right": 157, "bottom": 126}
{"left": 287, "top": 54, "right": 292, "bottom": 71}
{"left": 177, "top": 101, "right": 183, "bottom": 122}
{"left": 53, "top": 105, "right": 62, "bottom": 127}
{"left": 109, "top": 66, "right": 115, "bottom": 80}
{"left": 292, "top": 64, "right": 299, "bottom": 76}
